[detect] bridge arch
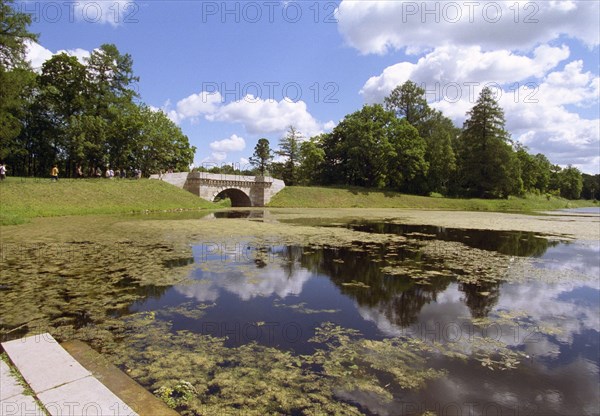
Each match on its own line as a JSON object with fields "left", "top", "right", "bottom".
{"left": 213, "top": 188, "right": 252, "bottom": 207}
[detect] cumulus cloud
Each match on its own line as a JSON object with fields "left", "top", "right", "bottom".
{"left": 360, "top": 44, "right": 599, "bottom": 173}
{"left": 323, "top": 120, "right": 337, "bottom": 131}
{"left": 176, "top": 92, "right": 223, "bottom": 120}
{"left": 207, "top": 96, "right": 326, "bottom": 137}
{"left": 210, "top": 152, "right": 227, "bottom": 162}
{"left": 494, "top": 61, "right": 598, "bottom": 172}
{"left": 167, "top": 91, "right": 333, "bottom": 138}
{"left": 25, "top": 41, "right": 53, "bottom": 70}
{"left": 337, "top": 0, "right": 600, "bottom": 55}
{"left": 209, "top": 134, "right": 246, "bottom": 152}
{"left": 360, "top": 44, "right": 570, "bottom": 104}
{"left": 25, "top": 41, "right": 91, "bottom": 71}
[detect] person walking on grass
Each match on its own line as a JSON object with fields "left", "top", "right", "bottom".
{"left": 0, "top": 162, "right": 7, "bottom": 181}
{"left": 51, "top": 164, "right": 59, "bottom": 181}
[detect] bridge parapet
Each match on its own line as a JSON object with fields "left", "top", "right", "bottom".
{"left": 150, "top": 172, "right": 285, "bottom": 207}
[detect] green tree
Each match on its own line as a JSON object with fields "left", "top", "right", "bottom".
{"left": 420, "top": 111, "right": 458, "bottom": 194}
{"left": 0, "top": 0, "right": 37, "bottom": 159}
{"left": 386, "top": 118, "right": 428, "bottom": 191}
{"left": 298, "top": 136, "right": 325, "bottom": 185}
{"left": 268, "top": 161, "right": 285, "bottom": 180}
{"left": 277, "top": 125, "right": 302, "bottom": 185}
{"left": 457, "top": 87, "right": 520, "bottom": 198}
{"left": 0, "top": 67, "right": 36, "bottom": 170}
{"left": 68, "top": 114, "right": 109, "bottom": 173}
{"left": 384, "top": 80, "right": 431, "bottom": 129}
{"left": 321, "top": 105, "right": 394, "bottom": 188}
{"left": 558, "top": 165, "right": 583, "bottom": 199}
{"left": 384, "top": 81, "right": 458, "bottom": 194}
{"left": 36, "top": 53, "right": 88, "bottom": 175}
{"left": 0, "top": 0, "right": 36, "bottom": 68}
{"left": 85, "top": 43, "right": 139, "bottom": 104}
{"left": 515, "top": 146, "right": 553, "bottom": 194}
{"left": 581, "top": 173, "right": 600, "bottom": 200}
{"left": 515, "top": 146, "right": 536, "bottom": 194}
{"left": 548, "top": 164, "right": 562, "bottom": 195}
{"left": 532, "top": 153, "right": 552, "bottom": 193}
{"left": 40, "top": 54, "right": 87, "bottom": 119}
{"left": 250, "top": 138, "right": 272, "bottom": 175}
{"left": 117, "top": 106, "right": 194, "bottom": 175}
{"left": 321, "top": 104, "right": 427, "bottom": 189}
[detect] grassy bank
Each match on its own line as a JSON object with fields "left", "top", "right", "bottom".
{"left": 0, "top": 177, "right": 217, "bottom": 225}
{"left": 268, "top": 186, "right": 597, "bottom": 211}
{"left": 2, "top": 179, "right": 597, "bottom": 226}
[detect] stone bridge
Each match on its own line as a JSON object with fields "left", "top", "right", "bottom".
{"left": 149, "top": 172, "right": 285, "bottom": 207}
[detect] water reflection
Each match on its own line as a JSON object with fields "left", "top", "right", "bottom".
{"left": 212, "top": 210, "right": 265, "bottom": 219}
{"left": 341, "top": 221, "right": 558, "bottom": 257}
{"left": 129, "top": 225, "right": 598, "bottom": 415}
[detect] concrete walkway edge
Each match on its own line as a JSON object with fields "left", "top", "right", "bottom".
{"left": 2, "top": 334, "right": 139, "bottom": 416}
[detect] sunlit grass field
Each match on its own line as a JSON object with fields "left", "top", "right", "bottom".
{"left": 1, "top": 178, "right": 596, "bottom": 226}
{"left": 268, "top": 186, "right": 597, "bottom": 211}
{"left": 0, "top": 177, "right": 218, "bottom": 225}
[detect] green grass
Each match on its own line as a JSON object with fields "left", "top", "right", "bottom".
{"left": 2, "top": 179, "right": 596, "bottom": 226}
{"left": 0, "top": 177, "right": 218, "bottom": 225}
{"left": 268, "top": 186, "right": 598, "bottom": 212}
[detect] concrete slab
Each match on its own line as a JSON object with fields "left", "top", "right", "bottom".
{"left": 62, "top": 340, "right": 178, "bottom": 416}
{"left": 1, "top": 333, "right": 91, "bottom": 393}
{"left": 0, "top": 393, "right": 45, "bottom": 416}
{"left": 37, "top": 375, "right": 137, "bottom": 416}
{"left": 0, "top": 360, "right": 23, "bottom": 400}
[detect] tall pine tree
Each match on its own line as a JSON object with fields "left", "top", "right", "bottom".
{"left": 277, "top": 126, "right": 302, "bottom": 185}
{"left": 250, "top": 138, "right": 272, "bottom": 176}
{"left": 457, "top": 87, "right": 521, "bottom": 198}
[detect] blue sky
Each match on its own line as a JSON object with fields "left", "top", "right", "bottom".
{"left": 21, "top": 0, "right": 600, "bottom": 173}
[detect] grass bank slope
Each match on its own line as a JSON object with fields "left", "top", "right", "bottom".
{"left": 268, "top": 186, "right": 597, "bottom": 212}
{"left": 0, "top": 177, "right": 216, "bottom": 225}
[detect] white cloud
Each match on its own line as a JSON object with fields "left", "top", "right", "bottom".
{"left": 360, "top": 44, "right": 570, "bottom": 104}
{"left": 25, "top": 41, "right": 54, "bottom": 70}
{"left": 25, "top": 41, "right": 91, "bottom": 71}
{"left": 498, "top": 61, "right": 599, "bottom": 172}
{"left": 323, "top": 120, "right": 337, "bottom": 131}
{"left": 209, "top": 134, "right": 246, "bottom": 152}
{"left": 176, "top": 92, "right": 223, "bottom": 120}
{"left": 166, "top": 110, "right": 181, "bottom": 124}
{"left": 360, "top": 42, "right": 599, "bottom": 173}
{"left": 61, "top": 48, "right": 91, "bottom": 63}
{"left": 211, "top": 152, "right": 227, "bottom": 162}
{"left": 207, "top": 96, "right": 326, "bottom": 137}
{"left": 167, "top": 91, "right": 332, "bottom": 138}
{"left": 337, "top": 0, "right": 600, "bottom": 55}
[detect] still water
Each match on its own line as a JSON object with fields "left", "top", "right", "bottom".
{"left": 128, "top": 216, "right": 599, "bottom": 415}
{"left": 0, "top": 211, "right": 598, "bottom": 415}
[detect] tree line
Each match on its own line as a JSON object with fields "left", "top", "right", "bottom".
{"left": 0, "top": 0, "right": 194, "bottom": 178}
{"left": 2, "top": 0, "right": 596, "bottom": 198}
{"left": 250, "top": 82, "right": 597, "bottom": 200}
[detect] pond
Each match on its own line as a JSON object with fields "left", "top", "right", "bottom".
{"left": 0, "top": 210, "right": 598, "bottom": 415}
